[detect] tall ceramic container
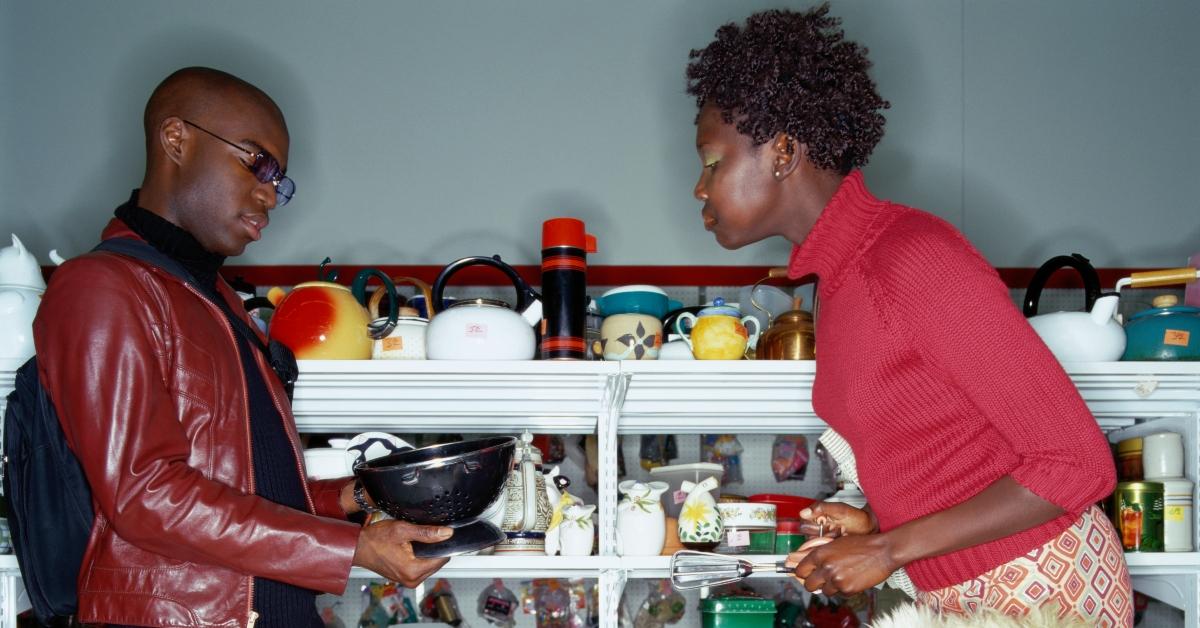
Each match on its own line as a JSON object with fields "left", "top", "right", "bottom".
{"left": 616, "top": 480, "right": 669, "bottom": 556}
{"left": 677, "top": 477, "right": 723, "bottom": 549}
{"left": 559, "top": 504, "right": 596, "bottom": 556}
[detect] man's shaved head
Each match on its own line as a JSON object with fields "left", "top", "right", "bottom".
{"left": 143, "top": 67, "right": 285, "bottom": 154}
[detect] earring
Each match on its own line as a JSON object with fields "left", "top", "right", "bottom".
{"left": 774, "top": 170, "right": 782, "bottom": 178}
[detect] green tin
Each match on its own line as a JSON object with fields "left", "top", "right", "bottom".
{"left": 1112, "top": 481, "right": 1164, "bottom": 552}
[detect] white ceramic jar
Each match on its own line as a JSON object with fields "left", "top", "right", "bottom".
{"left": 677, "top": 477, "right": 723, "bottom": 549}
{"left": 616, "top": 480, "right": 669, "bottom": 556}
{"left": 1162, "top": 477, "right": 1194, "bottom": 552}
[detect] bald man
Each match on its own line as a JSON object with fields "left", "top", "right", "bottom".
{"left": 33, "top": 67, "right": 450, "bottom": 628}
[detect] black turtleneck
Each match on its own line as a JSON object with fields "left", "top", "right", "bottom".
{"left": 114, "top": 191, "right": 321, "bottom": 628}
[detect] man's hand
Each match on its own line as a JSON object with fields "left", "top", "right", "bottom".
{"left": 798, "top": 501, "right": 877, "bottom": 538}
{"left": 785, "top": 533, "right": 895, "bottom": 597}
{"left": 353, "top": 519, "right": 453, "bottom": 587}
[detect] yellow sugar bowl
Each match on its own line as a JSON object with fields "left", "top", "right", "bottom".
{"left": 674, "top": 298, "right": 761, "bottom": 360}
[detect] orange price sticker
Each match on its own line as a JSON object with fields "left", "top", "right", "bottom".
{"left": 1164, "top": 330, "right": 1191, "bottom": 347}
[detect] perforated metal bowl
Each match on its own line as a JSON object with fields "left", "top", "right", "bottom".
{"left": 354, "top": 436, "right": 515, "bottom": 525}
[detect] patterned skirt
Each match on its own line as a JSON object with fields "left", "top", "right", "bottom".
{"left": 915, "top": 506, "right": 1133, "bottom": 627}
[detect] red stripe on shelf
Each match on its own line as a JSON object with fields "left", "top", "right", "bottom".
{"left": 39, "top": 265, "right": 1156, "bottom": 289}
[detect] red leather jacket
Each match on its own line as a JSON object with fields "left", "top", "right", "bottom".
{"left": 33, "top": 221, "right": 361, "bottom": 627}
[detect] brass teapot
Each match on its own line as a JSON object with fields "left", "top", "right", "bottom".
{"left": 756, "top": 296, "right": 815, "bottom": 360}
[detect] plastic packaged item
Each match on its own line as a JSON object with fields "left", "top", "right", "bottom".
{"left": 477, "top": 579, "right": 519, "bottom": 627}
{"left": 702, "top": 435, "right": 744, "bottom": 485}
{"left": 532, "top": 579, "right": 572, "bottom": 628}
{"left": 634, "top": 580, "right": 686, "bottom": 628}
{"left": 420, "top": 580, "right": 463, "bottom": 626}
{"left": 640, "top": 434, "right": 678, "bottom": 470}
{"left": 771, "top": 435, "right": 809, "bottom": 482}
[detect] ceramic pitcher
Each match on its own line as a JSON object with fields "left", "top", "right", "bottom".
{"left": 616, "top": 480, "right": 669, "bottom": 556}
{"left": 495, "top": 433, "right": 553, "bottom": 555}
{"left": 677, "top": 476, "right": 723, "bottom": 549}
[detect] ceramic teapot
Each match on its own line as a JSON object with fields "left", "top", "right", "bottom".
{"left": 268, "top": 259, "right": 399, "bottom": 360}
{"left": 494, "top": 432, "right": 553, "bottom": 555}
{"left": 1023, "top": 254, "right": 1125, "bottom": 362}
{"left": 0, "top": 235, "right": 63, "bottom": 361}
{"left": 426, "top": 255, "right": 543, "bottom": 360}
{"left": 1116, "top": 266, "right": 1200, "bottom": 361}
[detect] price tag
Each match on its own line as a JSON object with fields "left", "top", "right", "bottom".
{"left": 727, "top": 529, "right": 750, "bottom": 547}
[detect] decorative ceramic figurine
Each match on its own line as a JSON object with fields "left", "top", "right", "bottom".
{"left": 616, "top": 480, "right": 669, "bottom": 556}
{"left": 558, "top": 504, "right": 596, "bottom": 556}
{"left": 542, "top": 467, "right": 578, "bottom": 556}
{"left": 677, "top": 476, "right": 723, "bottom": 550}
{"left": 0, "top": 234, "right": 62, "bottom": 361}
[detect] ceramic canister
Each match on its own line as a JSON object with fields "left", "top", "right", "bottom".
{"left": 1142, "top": 431, "right": 1184, "bottom": 480}
{"left": 599, "top": 313, "right": 662, "bottom": 360}
{"left": 371, "top": 316, "right": 429, "bottom": 359}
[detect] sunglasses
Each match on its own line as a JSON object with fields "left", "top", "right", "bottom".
{"left": 182, "top": 119, "right": 295, "bottom": 207}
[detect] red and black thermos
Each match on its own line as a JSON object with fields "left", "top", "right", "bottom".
{"left": 539, "top": 218, "right": 597, "bottom": 360}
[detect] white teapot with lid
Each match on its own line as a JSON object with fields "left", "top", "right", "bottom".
{"left": 0, "top": 235, "right": 64, "bottom": 361}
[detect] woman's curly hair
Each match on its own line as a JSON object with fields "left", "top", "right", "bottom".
{"left": 686, "top": 4, "right": 889, "bottom": 174}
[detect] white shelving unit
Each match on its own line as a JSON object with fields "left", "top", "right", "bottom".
{"left": 0, "top": 359, "right": 1197, "bottom": 626}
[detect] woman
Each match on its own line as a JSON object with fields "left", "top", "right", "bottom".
{"left": 685, "top": 6, "right": 1132, "bottom": 626}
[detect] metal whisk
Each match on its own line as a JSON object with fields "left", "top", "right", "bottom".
{"left": 669, "top": 550, "right": 793, "bottom": 590}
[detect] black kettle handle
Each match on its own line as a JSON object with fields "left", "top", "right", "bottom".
{"left": 431, "top": 255, "right": 541, "bottom": 315}
{"left": 1022, "top": 253, "right": 1103, "bottom": 317}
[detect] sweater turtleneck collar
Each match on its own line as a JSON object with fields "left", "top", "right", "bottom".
{"left": 114, "top": 189, "right": 226, "bottom": 290}
{"left": 786, "top": 170, "right": 892, "bottom": 299}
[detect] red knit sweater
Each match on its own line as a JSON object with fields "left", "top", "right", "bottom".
{"left": 788, "top": 171, "right": 1116, "bottom": 591}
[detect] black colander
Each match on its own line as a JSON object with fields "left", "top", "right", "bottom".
{"left": 355, "top": 436, "right": 515, "bottom": 526}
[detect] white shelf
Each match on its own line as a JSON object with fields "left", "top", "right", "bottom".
{"left": 291, "top": 360, "right": 615, "bottom": 433}
{"left": 614, "top": 553, "right": 1200, "bottom": 579}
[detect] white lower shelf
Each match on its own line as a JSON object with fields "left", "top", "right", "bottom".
{"left": 349, "top": 555, "right": 623, "bottom": 580}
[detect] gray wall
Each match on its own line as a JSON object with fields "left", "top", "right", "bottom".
{"left": 2, "top": 1, "right": 1198, "bottom": 269}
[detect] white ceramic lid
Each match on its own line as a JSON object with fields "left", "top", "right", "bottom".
{"left": 602, "top": 284, "right": 667, "bottom": 297}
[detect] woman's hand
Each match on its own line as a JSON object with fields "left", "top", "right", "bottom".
{"left": 798, "top": 501, "right": 878, "bottom": 538}
{"left": 785, "top": 533, "right": 896, "bottom": 596}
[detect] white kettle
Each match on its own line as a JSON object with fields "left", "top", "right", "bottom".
{"left": 1023, "top": 253, "right": 1125, "bottom": 362}
{"left": 0, "top": 235, "right": 64, "bottom": 361}
{"left": 426, "top": 255, "right": 543, "bottom": 360}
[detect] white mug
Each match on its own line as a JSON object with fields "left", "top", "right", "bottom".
{"left": 1143, "top": 431, "right": 1184, "bottom": 480}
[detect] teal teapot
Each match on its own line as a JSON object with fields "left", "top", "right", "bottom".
{"left": 1115, "top": 266, "right": 1200, "bottom": 361}
{"left": 1123, "top": 294, "right": 1200, "bottom": 361}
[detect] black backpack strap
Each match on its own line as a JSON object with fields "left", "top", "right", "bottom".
{"left": 92, "top": 238, "right": 297, "bottom": 397}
